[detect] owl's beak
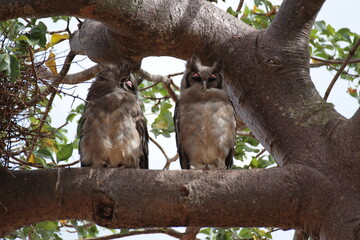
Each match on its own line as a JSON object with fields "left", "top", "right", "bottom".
{"left": 202, "top": 81, "right": 207, "bottom": 91}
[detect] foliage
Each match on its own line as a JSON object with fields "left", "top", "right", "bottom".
{"left": 200, "top": 227, "right": 273, "bottom": 240}
{"left": 310, "top": 21, "right": 360, "bottom": 102}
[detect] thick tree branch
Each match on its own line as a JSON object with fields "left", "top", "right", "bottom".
{"left": 267, "top": 0, "right": 326, "bottom": 43}
{"left": 0, "top": 166, "right": 322, "bottom": 237}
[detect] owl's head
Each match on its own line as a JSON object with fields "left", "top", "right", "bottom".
{"left": 181, "top": 54, "right": 223, "bottom": 92}
{"left": 109, "top": 62, "right": 138, "bottom": 95}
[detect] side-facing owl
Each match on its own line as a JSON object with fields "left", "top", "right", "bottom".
{"left": 174, "top": 54, "right": 236, "bottom": 170}
{"left": 80, "top": 62, "right": 148, "bottom": 169}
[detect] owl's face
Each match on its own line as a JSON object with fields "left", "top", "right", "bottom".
{"left": 183, "top": 54, "right": 223, "bottom": 91}
{"left": 88, "top": 62, "right": 138, "bottom": 101}
{"left": 119, "top": 74, "right": 138, "bottom": 95}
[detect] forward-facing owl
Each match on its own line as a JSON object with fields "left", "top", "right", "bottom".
{"left": 79, "top": 62, "right": 148, "bottom": 169}
{"left": 174, "top": 54, "right": 236, "bottom": 170}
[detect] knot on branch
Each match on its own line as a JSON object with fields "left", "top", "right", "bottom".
{"left": 93, "top": 190, "right": 115, "bottom": 228}
{"left": 180, "top": 184, "right": 190, "bottom": 197}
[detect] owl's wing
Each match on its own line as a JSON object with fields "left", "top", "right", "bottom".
{"left": 135, "top": 111, "right": 149, "bottom": 169}
{"left": 79, "top": 103, "right": 90, "bottom": 167}
{"left": 225, "top": 147, "right": 234, "bottom": 169}
{"left": 225, "top": 98, "right": 236, "bottom": 169}
{"left": 174, "top": 101, "right": 190, "bottom": 169}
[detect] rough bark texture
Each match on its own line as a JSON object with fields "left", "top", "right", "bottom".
{"left": 0, "top": 0, "right": 360, "bottom": 239}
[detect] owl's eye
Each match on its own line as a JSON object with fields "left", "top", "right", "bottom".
{"left": 208, "top": 74, "right": 217, "bottom": 82}
{"left": 192, "top": 73, "right": 202, "bottom": 82}
{"left": 125, "top": 80, "right": 133, "bottom": 88}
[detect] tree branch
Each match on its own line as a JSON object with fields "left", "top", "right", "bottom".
{"left": 38, "top": 64, "right": 105, "bottom": 85}
{"left": 137, "top": 69, "right": 178, "bottom": 102}
{"left": 267, "top": 0, "right": 326, "bottom": 43}
{"left": 79, "top": 228, "right": 184, "bottom": 240}
{"left": 0, "top": 166, "right": 320, "bottom": 237}
{"left": 323, "top": 37, "right": 360, "bottom": 100}
{"left": 310, "top": 56, "right": 360, "bottom": 67}
{"left": 25, "top": 51, "right": 76, "bottom": 106}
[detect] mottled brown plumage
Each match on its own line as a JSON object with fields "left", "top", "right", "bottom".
{"left": 174, "top": 54, "right": 236, "bottom": 170}
{"left": 80, "top": 62, "right": 148, "bottom": 168}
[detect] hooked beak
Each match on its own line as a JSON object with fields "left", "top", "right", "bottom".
{"left": 202, "top": 81, "right": 207, "bottom": 91}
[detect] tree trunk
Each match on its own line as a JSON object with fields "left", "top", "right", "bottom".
{"left": 0, "top": 0, "right": 359, "bottom": 239}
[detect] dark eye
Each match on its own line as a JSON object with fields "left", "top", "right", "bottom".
{"left": 192, "top": 73, "right": 201, "bottom": 82}
{"left": 208, "top": 73, "right": 217, "bottom": 82}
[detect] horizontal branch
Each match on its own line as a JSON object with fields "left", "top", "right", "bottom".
{"left": 38, "top": 64, "right": 105, "bottom": 84}
{"left": 310, "top": 56, "right": 360, "bottom": 67}
{"left": 0, "top": 166, "right": 317, "bottom": 237}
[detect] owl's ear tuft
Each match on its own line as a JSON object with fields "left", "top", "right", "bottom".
{"left": 186, "top": 54, "right": 201, "bottom": 73}
{"left": 212, "top": 59, "right": 223, "bottom": 73}
{"left": 108, "top": 61, "right": 132, "bottom": 76}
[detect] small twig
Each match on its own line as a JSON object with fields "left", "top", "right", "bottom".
{"left": 162, "top": 82, "right": 178, "bottom": 102}
{"left": 57, "top": 160, "right": 80, "bottom": 168}
{"left": 167, "top": 72, "right": 184, "bottom": 78}
{"left": 170, "top": 79, "right": 180, "bottom": 90}
{"left": 47, "top": 30, "right": 68, "bottom": 34}
{"left": 25, "top": 91, "right": 57, "bottom": 163}
{"left": 236, "top": 130, "right": 254, "bottom": 137}
{"left": 324, "top": 37, "right": 360, "bottom": 101}
{"left": 25, "top": 51, "right": 76, "bottom": 106}
{"left": 149, "top": 136, "right": 170, "bottom": 159}
{"left": 137, "top": 68, "right": 179, "bottom": 102}
{"left": 311, "top": 56, "right": 360, "bottom": 65}
{"left": 236, "top": 0, "right": 245, "bottom": 15}
{"left": 148, "top": 136, "right": 179, "bottom": 170}
{"left": 139, "top": 82, "right": 160, "bottom": 91}
{"left": 79, "top": 228, "right": 184, "bottom": 240}
{"left": 163, "top": 153, "right": 179, "bottom": 170}
{"left": 255, "top": 149, "right": 266, "bottom": 159}
{"left": 310, "top": 56, "right": 360, "bottom": 68}
{"left": 8, "top": 156, "right": 45, "bottom": 169}
{"left": 143, "top": 96, "right": 170, "bottom": 101}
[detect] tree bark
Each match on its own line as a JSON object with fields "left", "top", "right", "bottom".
{"left": 0, "top": 0, "right": 359, "bottom": 239}
{"left": 0, "top": 166, "right": 314, "bottom": 236}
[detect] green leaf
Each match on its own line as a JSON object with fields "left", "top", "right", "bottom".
{"left": 56, "top": 143, "right": 73, "bottom": 162}
{"left": 0, "top": 53, "right": 10, "bottom": 72}
{"left": 250, "top": 157, "right": 259, "bottom": 168}
{"left": 337, "top": 28, "right": 351, "bottom": 42}
{"left": 35, "top": 148, "right": 55, "bottom": 163}
{"left": 15, "top": 35, "right": 30, "bottom": 41}
{"left": 9, "top": 54, "right": 20, "bottom": 81}
{"left": 66, "top": 113, "right": 77, "bottom": 123}
{"left": 239, "top": 227, "right": 253, "bottom": 238}
{"left": 26, "top": 21, "right": 48, "bottom": 47}
{"left": 227, "top": 7, "right": 240, "bottom": 17}
{"left": 36, "top": 221, "right": 59, "bottom": 231}
{"left": 314, "top": 21, "right": 327, "bottom": 32}
{"left": 200, "top": 228, "right": 211, "bottom": 235}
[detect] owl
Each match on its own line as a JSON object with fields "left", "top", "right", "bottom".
{"left": 79, "top": 62, "right": 148, "bottom": 169}
{"left": 174, "top": 54, "right": 236, "bottom": 170}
